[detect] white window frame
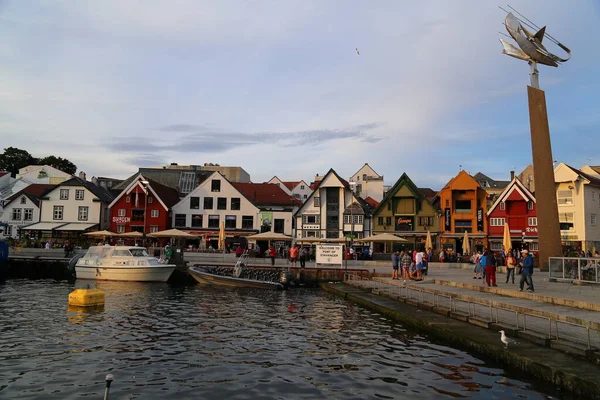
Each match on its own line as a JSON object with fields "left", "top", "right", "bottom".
{"left": 592, "top": 214, "right": 597, "bottom": 226}
{"left": 558, "top": 190, "right": 573, "bottom": 205}
{"left": 559, "top": 212, "right": 574, "bottom": 222}
{"left": 118, "top": 209, "right": 126, "bottom": 217}
{"left": 527, "top": 201, "right": 534, "bottom": 210}
{"left": 500, "top": 201, "right": 505, "bottom": 210}
{"left": 148, "top": 197, "right": 153, "bottom": 204}
{"left": 126, "top": 196, "right": 130, "bottom": 203}
{"left": 60, "top": 189, "right": 69, "bottom": 200}
{"left": 78, "top": 206, "right": 89, "bottom": 221}
{"left": 20, "top": 197, "right": 26, "bottom": 204}
{"left": 151, "top": 210, "right": 159, "bottom": 218}
{"left": 75, "top": 190, "right": 85, "bottom": 200}
{"left": 53, "top": 205, "right": 64, "bottom": 220}
{"left": 23, "top": 208, "right": 33, "bottom": 221}
{"left": 11, "top": 208, "right": 22, "bottom": 221}
{"left": 490, "top": 218, "right": 505, "bottom": 226}
{"left": 117, "top": 224, "right": 125, "bottom": 233}
{"left": 528, "top": 217, "right": 538, "bottom": 226}
{"left": 490, "top": 242, "right": 503, "bottom": 250}
{"left": 150, "top": 225, "right": 159, "bottom": 233}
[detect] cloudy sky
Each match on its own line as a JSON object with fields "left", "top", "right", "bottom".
{"left": 1, "top": 1, "right": 598, "bottom": 189}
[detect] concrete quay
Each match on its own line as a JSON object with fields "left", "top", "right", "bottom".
{"left": 322, "top": 283, "right": 600, "bottom": 400}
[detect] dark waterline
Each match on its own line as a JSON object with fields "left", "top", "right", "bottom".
{"left": 0, "top": 280, "right": 570, "bottom": 399}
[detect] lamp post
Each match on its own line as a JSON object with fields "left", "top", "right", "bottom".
{"left": 349, "top": 182, "right": 356, "bottom": 259}
{"left": 140, "top": 180, "right": 149, "bottom": 247}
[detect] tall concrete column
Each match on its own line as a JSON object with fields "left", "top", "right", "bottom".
{"left": 527, "top": 86, "right": 563, "bottom": 271}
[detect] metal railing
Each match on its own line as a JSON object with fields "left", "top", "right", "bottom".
{"left": 344, "top": 273, "right": 598, "bottom": 350}
{"left": 549, "top": 257, "right": 600, "bottom": 283}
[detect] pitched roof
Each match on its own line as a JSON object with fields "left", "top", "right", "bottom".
{"left": 373, "top": 173, "right": 430, "bottom": 216}
{"left": 232, "top": 182, "right": 300, "bottom": 207}
{"left": 487, "top": 178, "right": 535, "bottom": 216}
{"left": 564, "top": 164, "right": 600, "bottom": 186}
{"left": 364, "top": 196, "right": 379, "bottom": 208}
{"left": 282, "top": 181, "right": 300, "bottom": 191}
{"left": 5, "top": 184, "right": 56, "bottom": 207}
{"left": 473, "top": 172, "right": 510, "bottom": 189}
{"left": 59, "top": 177, "right": 115, "bottom": 203}
{"left": 146, "top": 178, "right": 181, "bottom": 208}
{"left": 418, "top": 188, "right": 437, "bottom": 201}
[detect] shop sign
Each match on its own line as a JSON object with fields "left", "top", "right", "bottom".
{"left": 395, "top": 216, "right": 413, "bottom": 231}
{"left": 476, "top": 208, "right": 484, "bottom": 231}
{"left": 525, "top": 227, "right": 538, "bottom": 233}
{"left": 444, "top": 208, "right": 451, "bottom": 231}
{"left": 112, "top": 216, "right": 131, "bottom": 223}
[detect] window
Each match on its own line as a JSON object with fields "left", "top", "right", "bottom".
{"left": 211, "top": 179, "right": 221, "bottom": 192}
{"left": 490, "top": 242, "right": 503, "bottom": 251}
{"left": 344, "top": 215, "right": 364, "bottom": 224}
{"left": 490, "top": 218, "right": 505, "bottom": 226}
{"left": 527, "top": 201, "right": 534, "bottom": 210}
{"left": 190, "top": 197, "right": 200, "bottom": 209}
{"left": 217, "top": 197, "right": 227, "bottom": 210}
{"left": 455, "top": 200, "right": 472, "bottom": 213}
{"left": 126, "top": 196, "right": 130, "bottom": 203}
{"left": 302, "top": 215, "right": 320, "bottom": 224}
{"left": 191, "top": 214, "right": 203, "bottom": 227}
{"left": 378, "top": 216, "right": 384, "bottom": 225}
{"left": 117, "top": 224, "right": 125, "bottom": 233}
{"left": 53, "top": 205, "right": 64, "bottom": 220}
{"left": 303, "top": 195, "right": 307, "bottom": 199}
{"left": 528, "top": 217, "right": 538, "bottom": 226}
{"left": 592, "top": 214, "right": 597, "bottom": 226}
{"left": 208, "top": 215, "right": 219, "bottom": 228}
{"left": 204, "top": 197, "right": 213, "bottom": 209}
{"left": 225, "top": 215, "right": 237, "bottom": 229}
{"left": 174, "top": 214, "right": 186, "bottom": 227}
{"left": 242, "top": 216, "right": 253, "bottom": 229}
{"left": 455, "top": 220, "right": 472, "bottom": 233}
{"left": 150, "top": 226, "right": 159, "bottom": 233}
{"left": 20, "top": 197, "right": 26, "bottom": 204}
{"left": 385, "top": 216, "right": 392, "bottom": 226}
{"left": 445, "top": 199, "right": 450, "bottom": 207}
{"left": 148, "top": 197, "right": 153, "bottom": 204}
{"left": 303, "top": 230, "right": 318, "bottom": 238}
{"left": 78, "top": 206, "right": 89, "bottom": 221}
{"left": 60, "top": 189, "right": 69, "bottom": 200}
{"left": 151, "top": 210, "right": 159, "bottom": 218}
{"left": 363, "top": 174, "right": 367, "bottom": 180}
{"left": 131, "top": 209, "right": 144, "bottom": 222}
{"left": 75, "top": 190, "right": 85, "bottom": 200}
{"left": 118, "top": 209, "right": 126, "bottom": 217}
{"left": 558, "top": 190, "right": 573, "bottom": 205}
{"left": 559, "top": 212, "right": 574, "bottom": 230}
{"left": 314, "top": 197, "right": 320, "bottom": 207}
{"left": 274, "top": 219, "right": 284, "bottom": 233}
{"left": 11, "top": 208, "right": 22, "bottom": 221}
{"left": 500, "top": 201, "right": 505, "bottom": 210}
{"left": 24, "top": 208, "right": 33, "bottom": 221}
{"left": 231, "top": 198, "right": 241, "bottom": 210}
{"left": 180, "top": 172, "right": 196, "bottom": 194}
{"left": 300, "top": 185, "right": 305, "bottom": 190}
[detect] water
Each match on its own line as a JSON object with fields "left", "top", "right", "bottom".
{"left": 0, "top": 280, "right": 568, "bottom": 399}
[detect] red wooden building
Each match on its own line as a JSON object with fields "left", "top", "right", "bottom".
{"left": 108, "top": 174, "right": 180, "bottom": 241}
{"left": 486, "top": 177, "right": 538, "bottom": 254}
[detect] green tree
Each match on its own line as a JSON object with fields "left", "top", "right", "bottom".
{"left": 0, "top": 147, "right": 36, "bottom": 177}
{"left": 38, "top": 155, "right": 77, "bottom": 175}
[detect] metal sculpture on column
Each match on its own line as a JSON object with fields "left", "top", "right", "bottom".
{"left": 499, "top": 6, "right": 571, "bottom": 271}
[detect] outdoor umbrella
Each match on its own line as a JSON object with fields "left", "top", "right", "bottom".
{"left": 84, "top": 230, "right": 117, "bottom": 239}
{"left": 246, "top": 231, "right": 293, "bottom": 247}
{"left": 425, "top": 230, "right": 433, "bottom": 250}
{"left": 462, "top": 231, "right": 471, "bottom": 255}
{"left": 355, "top": 233, "right": 407, "bottom": 253}
{"left": 218, "top": 221, "right": 226, "bottom": 251}
{"left": 295, "top": 238, "right": 323, "bottom": 244}
{"left": 117, "top": 231, "right": 144, "bottom": 238}
{"left": 323, "top": 237, "right": 350, "bottom": 243}
{"left": 503, "top": 222, "right": 512, "bottom": 252}
{"left": 148, "top": 229, "right": 197, "bottom": 238}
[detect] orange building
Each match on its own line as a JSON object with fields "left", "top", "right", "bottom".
{"left": 435, "top": 170, "right": 488, "bottom": 253}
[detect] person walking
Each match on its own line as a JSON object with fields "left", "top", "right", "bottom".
{"left": 289, "top": 244, "right": 299, "bottom": 267}
{"left": 401, "top": 250, "right": 411, "bottom": 282}
{"left": 299, "top": 246, "right": 307, "bottom": 268}
{"left": 472, "top": 251, "right": 483, "bottom": 279}
{"left": 505, "top": 249, "right": 517, "bottom": 284}
{"left": 391, "top": 250, "right": 400, "bottom": 280}
{"left": 486, "top": 251, "right": 498, "bottom": 287}
{"left": 519, "top": 249, "right": 535, "bottom": 292}
{"left": 415, "top": 248, "right": 424, "bottom": 281}
{"left": 269, "top": 245, "right": 277, "bottom": 266}
{"left": 479, "top": 251, "right": 488, "bottom": 283}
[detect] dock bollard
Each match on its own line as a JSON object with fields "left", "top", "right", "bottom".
{"left": 103, "top": 374, "right": 114, "bottom": 400}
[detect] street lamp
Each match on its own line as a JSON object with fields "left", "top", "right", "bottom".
{"left": 140, "top": 180, "right": 149, "bottom": 247}
{"left": 349, "top": 182, "right": 357, "bottom": 257}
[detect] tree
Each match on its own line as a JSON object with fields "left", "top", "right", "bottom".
{"left": 37, "top": 155, "right": 77, "bottom": 175}
{"left": 0, "top": 147, "right": 36, "bottom": 177}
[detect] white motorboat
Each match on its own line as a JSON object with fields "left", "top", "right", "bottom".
{"left": 74, "top": 246, "right": 176, "bottom": 282}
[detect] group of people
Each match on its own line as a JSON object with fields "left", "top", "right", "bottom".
{"left": 267, "top": 244, "right": 308, "bottom": 267}
{"left": 471, "top": 249, "right": 535, "bottom": 292}
{"left": 391, "top": 249, "right": 429, "bottom": 282}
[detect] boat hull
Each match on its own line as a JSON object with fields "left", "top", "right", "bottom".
{"left": 75, "top": 265, "right": 176, "bottom": 282}
{"left": 189, "top": 266, "right": 283, "bottom": 290}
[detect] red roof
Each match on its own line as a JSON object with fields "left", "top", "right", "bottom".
{"left": 232, "top": 182, "right": 300, "bottom": 206}
{"left": 147, "top": 178, "right": 180, "bottom": 208}
{"left": 281, "top": 181, "right": 300, "bottom": 191}
{"left": 364, "top": 196, "right": 379, "bottom": 208}
{"left": 6, "top": 184, "right": 57, "bottom": 207}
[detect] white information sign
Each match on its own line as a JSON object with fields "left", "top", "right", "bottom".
{"left": 316, "top": 244, "right": 343, "bottom": 266}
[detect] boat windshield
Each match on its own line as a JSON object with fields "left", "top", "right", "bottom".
{"left": 130, "top": 248, "right": 149, "bottom": 257}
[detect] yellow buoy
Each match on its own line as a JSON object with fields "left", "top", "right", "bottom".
{"left": 68, "top": 287, "right": 105, "bottom": 307}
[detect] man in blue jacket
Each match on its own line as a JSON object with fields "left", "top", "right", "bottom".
{"left": 519, "top": 249, "right": 534, "bottom": 292}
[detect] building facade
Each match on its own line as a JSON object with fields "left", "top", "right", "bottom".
{"left": 0, "top": 184, "right": 55, "bottom": 239}
{"left": 436, "top": 170, "right": 488, "bottom": 253}
{"left": 486, "top": 178, "right": 538, "bottom": 254}
{"left": 554, "top": 163, "right": 600, "bottom": 253}
{"left": 17, "top": 165, "right": 73, "bottom": 184}
{"left": 372, "top": 173, "right": 439, "bottom": 251}
{"left": 294, "top": 169, "right": 372, "bottom": 241}
{"left": 349, "top": 163, "right": 384, "bottom": 202}
{"left": 267, "top": 176, "right": 312, "bottom": 201}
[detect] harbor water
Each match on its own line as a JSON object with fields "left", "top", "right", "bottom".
{"left": 0, "top": 280, "right": 571, "bottom": 399}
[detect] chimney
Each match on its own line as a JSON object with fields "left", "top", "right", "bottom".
{"left": 510, "top": 170, "right": 515, "bottom": 180}
{"left": 79, "top": 171, "right": 87, "bottom": 181}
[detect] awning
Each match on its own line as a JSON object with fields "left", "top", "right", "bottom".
{"left": 22, "top": 222, "right": 68, "bottom": 230}
{"left": 54, "top": 223, "right": 97, "bottom": 231}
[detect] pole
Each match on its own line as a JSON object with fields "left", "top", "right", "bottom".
{"left": 143, "top": 183, "right": 147, "bottom": 247}
{"left": 529, "top": 61, "right": 539, "bottom": 89}
{"left": 103, "top": 374, "right": 114, "bottom": 400}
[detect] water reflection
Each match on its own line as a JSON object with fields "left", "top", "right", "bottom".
{"left": 0, "top": 280, "right": 571, "bottom": 399}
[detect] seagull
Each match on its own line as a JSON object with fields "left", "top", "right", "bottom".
{"left": 356, "top": 47, "right": 360, "bottom": 55}
{"left": 499, "top": 330, "right": 518, "bottom": 349}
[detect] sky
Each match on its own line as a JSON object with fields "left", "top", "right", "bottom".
{"left": 1, "top": 1, "right": 599, "bottom": 190}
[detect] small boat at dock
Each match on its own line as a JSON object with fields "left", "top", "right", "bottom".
{"left": 74, "top": 246, "right": 175, "bottom": 282}
{"left": 188, "top": 266, "right": 285, "bottom": 290}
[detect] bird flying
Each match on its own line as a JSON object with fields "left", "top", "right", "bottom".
{"left": 356, "top": 48, "right": 360, "bottom": 55}
{"left": 499, "top": 330, "right": 518, "bottom": 349}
